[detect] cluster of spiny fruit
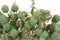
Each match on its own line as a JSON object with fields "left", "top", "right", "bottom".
{"left": 0, "top": 2, "right": 60, "bottom": 40}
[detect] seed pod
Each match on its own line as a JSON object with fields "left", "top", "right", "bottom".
{"left": 44, "top": 10, "right": 52, "bottom": 20}
{"left": 44, "top": 13, "right": 52, "bottom": 20}
{"left": 16, "top": 19, "right": 22, "bottom": 27}
{"left": 44, "top": 10, "right": 50, "bottom": 15}
{"left": 39, "top": 21, "right": 46, "bottom": 29}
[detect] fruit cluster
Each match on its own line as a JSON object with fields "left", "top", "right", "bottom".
{"left": 0, "top": 1, "right": 60, "bottom": 40}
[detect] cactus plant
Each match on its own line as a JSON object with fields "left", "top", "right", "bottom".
{"left": 0, "top": 1, "right": 60, "bottom": 40}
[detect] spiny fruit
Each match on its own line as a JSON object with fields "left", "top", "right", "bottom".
{"left": 9, "top": 28, "right": 19, "bottom": 38}
{"left": 1, "top": 5, "right": 9, "bottom": 13}
{"left": 34, "top": 28, "right": 42, "bottom": 36}
{"left": 11, "top": 2, "right": 19, "bottom": 12}
{"left": 52, "top": 15, "right": 60, "bottom": 23}
{"left": 52, "top": 32, "right": 60, "bottom": 40}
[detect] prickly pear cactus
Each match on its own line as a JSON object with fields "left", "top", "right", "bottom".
{"left": 0, "top": 1, "right": 60, "bottom": 40}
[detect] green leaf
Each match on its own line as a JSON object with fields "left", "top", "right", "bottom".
{"left": 3, "top": 23, "right": 11, "bottom": 31}
{"left": 0, "top": 15, "right": 8, "bottom": 24}
{"left": 9, "top": 28, "right": 19, "bottom": 38}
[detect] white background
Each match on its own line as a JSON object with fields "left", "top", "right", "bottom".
{"left": 0, "top": 0, "right": 60, "bottom": 15}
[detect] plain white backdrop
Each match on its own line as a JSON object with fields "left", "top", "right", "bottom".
{"left": 0, "top": 0, "right": 60, "bottom": 15}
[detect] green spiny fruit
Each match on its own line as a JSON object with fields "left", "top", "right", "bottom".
{"left": 52, "top": 15, "right": 60, "bottom": 23}
{"left": 21, "top": 27, "right": 27, "bottom": 32}
{"left": 46, "top": 36, "right": 52, "bottom": 40}
{"left": 52, "top": 32, "right": 60, "bottom": 40}
{"left": 39, "top": 9, "right": 44, "bottom": 14}
{"left": 24, "top": 21, "right": 31, "bottom": 30}
{"left": 9, "top": 28, "right": 19, "bottom": 38}
{"left": 11, "top": 14, "right": 17, "bottom": 21}
{"left": 1, "top": 5, "right": 9, "bottom": 13}
{"left": 11, "top": 2, "right": 19, "bottom": 12}
{"left": 41, "top": 31, "right": 48, "bottom": 38}
{"left": 0, "top": 15, "right": 8, "bottom": 24}
{"left": 3, "top": 23, "right": 11, "bottom": 32}
{"left": 29, "top": 18, "right": 37, "bottom": 27}
{"left": 54, "top": 24, "right": 60, "bottom": 32}
{"left": 32, "top": 36, "right": 39, "bottom": 40}
{"left": 47, "top": 23, "right": 57, "bottom": 32}
{"left": 33, "top": 11, "right": 41, "bottom": 19}
{"left": 34, "top": 28, "right": 42, "bottom": 36}
{"left": 17, "top": 11, "right": 28, "bottom": 19}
